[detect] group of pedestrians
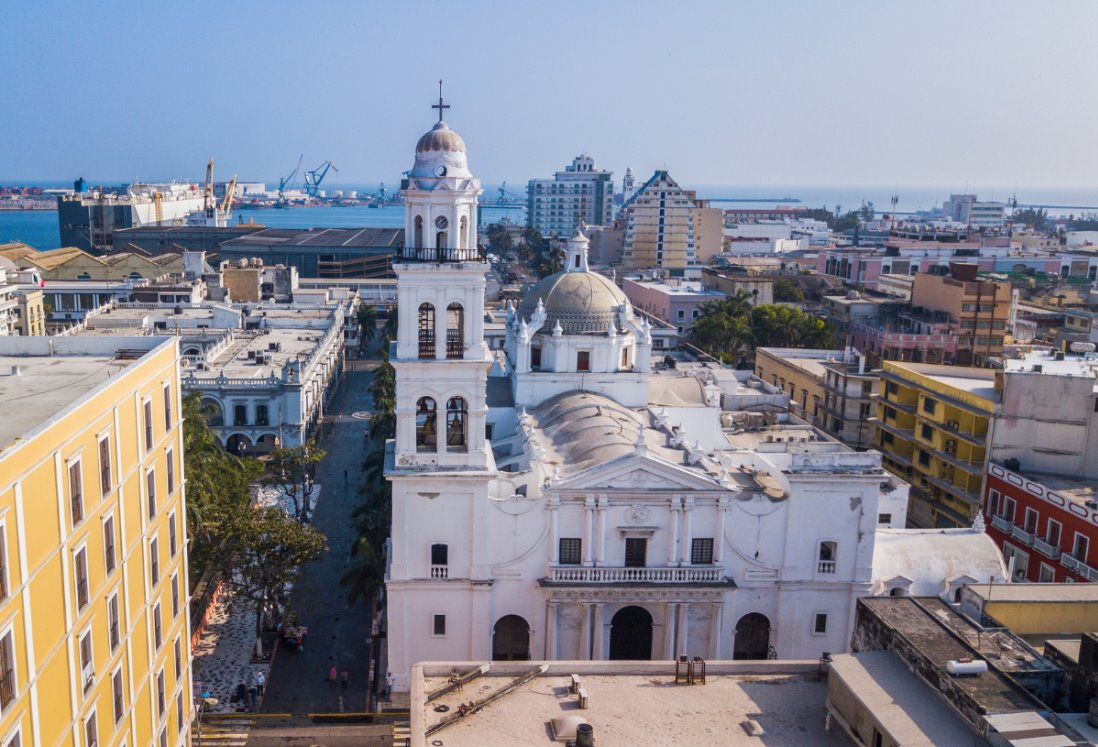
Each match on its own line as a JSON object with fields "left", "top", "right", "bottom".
{"left": 328, "top": 665, "right": 350, "bottom": 690}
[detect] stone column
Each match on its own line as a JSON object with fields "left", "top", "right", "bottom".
{"left": 591, "top": 603, "right": 605, "bottom": 660}
{"left": 668, "top": 496, "right": 682, "bottom": 566}
{"left": 664, "top": 603, "right": 679, "bottom": 659}
{"left": 578, "top": 602, "right": 592, "bottom": 660}
{"left": 681, "top": 496, "right": 695, "bottom": 565}
{"left": 716, "top": 497, "right": 730, "bottom": 564}
{"left": 708, "top": 601, "right": 724, "bottom": 659}
{"left": 545, "top": 601, "right": 559, "bottom": 660}
{"left": 434, "top": 302, "right": 447, "bottom": 361}
{"left": 583, "top": 495, "right": 595, "bottom": 566}
{"left": 596, "top": 495, "right": 607, "bottom": 564}
{"left": 677, "top": 602, "right": 691, "bottom": 657}
{"left": 549, "top": 497, "right": 560, "bottom": 564}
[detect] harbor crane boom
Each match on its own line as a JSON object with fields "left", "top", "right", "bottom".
{"left": 304, "top": 160, "right": 338, "bottom": 198}
{"left": 278, "top": 154, "right": 304, "bottom": 201}
{"left": 220, "top": 175, "right": 237, "bottom": 214}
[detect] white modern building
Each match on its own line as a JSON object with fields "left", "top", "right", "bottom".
{"left": 526, "top": 154, "right": 614, "bottom": 237}
{"left": 384, "top": 108, "right": 1003, "bottom": 694}
{"left": 942, "top": 194, "right": 1006, "bottom": 228}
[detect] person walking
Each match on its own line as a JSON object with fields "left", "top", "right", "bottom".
{"left": 385, "top": 671, "right": 393, "bottom": 700}
{"left": 328, "top": 665, "right": 338, "bottom": 687}
{"left": 340, "top": 669, "right": 349, "bottom": 690}
{"left": 256, "top": 670, "right": 265, "bottom": 697}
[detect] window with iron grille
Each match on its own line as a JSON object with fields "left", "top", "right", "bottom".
{"left": 103, "top": 517, "right": 116, "bottom": 575}
{"left": 0, "top": 631, "right": 14, "bottom": 710}
{"left": 625, "top": 538, "right": 647, "bottom": 568}
{"left": 98, "top": 437, "right": 111, "bottom": 495}
{"left": 144, "top": 400, "right": 154, "bottom": 450}
{"left": 74, "top": 548, "right": 89, "bottom": 609}
{"left": 558, "top": 538, "right": 582, "bottom": 565}
{"left": 147, "top": 468, "right": 157, "bottom": 519}
{"left": 69, "top": 461, "right": 83, "bottom": 526}
{"left": 107, "top": 594, "right": 120, "bottom": 651}
{"left": 112, "top": 669, "right": 124, "bottom": 722}
{"left": 691, "top": 538, "right": 714, "bottom": 565}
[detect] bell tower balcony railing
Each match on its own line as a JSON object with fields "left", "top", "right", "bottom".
{"left": 396, "top": 245, "right": 488, "bottom": 263}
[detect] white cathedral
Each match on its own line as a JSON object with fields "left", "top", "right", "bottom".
{"left": 383, "top": 106, "right": 1007, "bottom": 692}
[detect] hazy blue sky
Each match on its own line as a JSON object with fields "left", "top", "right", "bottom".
{"left": 3, "top": 1, "right": 1097, "bottom": 188}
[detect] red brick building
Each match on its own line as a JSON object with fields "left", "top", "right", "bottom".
{"left": 984, "top": 462, "right": 1098, "bottom": 583}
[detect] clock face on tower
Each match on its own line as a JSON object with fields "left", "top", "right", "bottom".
{"left": 434, "top": 164, "right": 448, "bottom": 177}
{"left": 435, "top": 216, "right": 449, "bottom": 230}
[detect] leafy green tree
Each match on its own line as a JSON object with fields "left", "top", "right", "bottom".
{"left": 485, "top": 222, "right": 514, "bottom": 258}
{"left": 1013, "top": 208, "right": 1048, "bottom": 230}
{"left": 222, "top": 506, "right": 327, "bottom": 656}
{"left": 773, "top": 278, "right": 805, "bottom": 303}
{"left": 266, "top": 440, "right": 327, "bottom": 523}
{"left": 749, "top": 304, "right": 832, "bottom": 348}
{"left": 182, "top": 393, "right": 263, "bottom": 580}
{"left": 356, "top": 303, "right": 378, "bottom": 352}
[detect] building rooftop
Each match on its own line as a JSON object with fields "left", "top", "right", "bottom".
{"left": 220, "top": 226, "right": 403, "bottom": 249}
{"left": 187, "top": 327, "right": 327, "bottom": 380}
{"left": 884, "top": 362, "right": 1001, "bottom": 403}
{"left": 0, "top": 337, "right": 171, "bottom": 454}
{"left": 757, "top": 347, "right": 848, "bottom": 381}
{"left": 859, "top": 597, "right": 1055, "bottom": 712}
{"left": 828, "top": 651, "right": 980, "bottom": 746}
{"left": 622, "top": 277, "right": 726, "bottom": 297}
{"left": 414, "top": 661, "right": 843, "bottom": 747}
{"left": 1002, "top": 348, "right": 1098, "bottom": 380}
{"left": 964, "top": 582, "right": 1098, "bottom": 605}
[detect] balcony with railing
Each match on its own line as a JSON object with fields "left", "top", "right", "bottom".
{"left": 990, "top": 514, "right": 1012, "bottom": 533}
{"left": 430, "top": 564, "right": 449, "bottom": 579}
{"left": 544, "top": 565, "right": 728, "bottom": 584}
{"left": 0, "top": 667, "right": 12, "bottom": 709}
{"left": 396, "top": 245, "right": 488, "bottom": 263}
{"left": 1010, "top": 524, "right": 1035, "bottom": 546}
{"left": 1033, "top": 537, "right": 1060, "bottom": 560}
{"left": 1061, "top": 553, "right": 1098, "bottom": 582}
{"left": 817, "top": 561, "right": 836, "bottom": 574}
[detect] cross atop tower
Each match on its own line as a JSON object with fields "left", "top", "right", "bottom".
{"left": 432, "top": 79, "right": 450, "bottom": 123}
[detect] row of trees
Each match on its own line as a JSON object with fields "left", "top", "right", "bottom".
{"left": 184, "top": 394, "right": 327, "bottom": 654}
{"left": 691, "top": 290, "right": 832, "bottom": 363}
{"left": 338, "top": 313, "right": 398, "bottom": 605}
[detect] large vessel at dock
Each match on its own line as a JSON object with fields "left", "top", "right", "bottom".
{"left": 57, "top": 178, "right": 206, "bottom": 253}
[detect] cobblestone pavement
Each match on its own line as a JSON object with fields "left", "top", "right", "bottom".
{"left": 192, "top": 591, "right": 270, "bottom": 714}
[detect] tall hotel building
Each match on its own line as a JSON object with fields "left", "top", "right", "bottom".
{"left": 526, "top": 155, "right": 614, "bottom": 237}
{"left": 0, "top": 336, "right": 191, "bottom": 747}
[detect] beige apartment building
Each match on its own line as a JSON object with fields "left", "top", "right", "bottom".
{"left": 621, "top": 171, "right": 722, "bottom": 275}
{"left": 910, "top": 263, "right": 1011, "bottom": 366}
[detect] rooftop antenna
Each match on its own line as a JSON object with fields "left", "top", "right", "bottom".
{"left": 432, "top": 79, "right": 450, "bottom": 123}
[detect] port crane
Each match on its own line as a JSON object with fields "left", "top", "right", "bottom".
{"left": 304, "top": 161, "right": 338, "bottom": 198}
{"left": 278, "top": 155, "right": 304, "bottom": 202}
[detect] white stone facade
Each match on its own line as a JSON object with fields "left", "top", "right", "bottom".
{"left": 384, "top": 111, "right": 999, "bottom": 695}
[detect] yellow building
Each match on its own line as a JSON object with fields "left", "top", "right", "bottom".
{"left": 13, "top": 289, "right": 45, "bottom": 337}
{"left": 0, "top": 336, "right": 191, "bottom": 747}
{"left": 958, "top": 583, "right": 1098, "bottom": 637}
{"left": 873, "top": 361, "right": 997, "bottom": 528}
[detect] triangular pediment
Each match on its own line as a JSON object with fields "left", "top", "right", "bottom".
{"left": 556, "top": 453, "right": 725, "bottom": 493}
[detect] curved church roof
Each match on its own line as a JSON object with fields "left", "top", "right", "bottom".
{"left": 530, "top": 392, "right": 643, "bottom": 473}
{"left": 871, "top": 528, "right": 1008, "bottom": 597}
{"left": 516, "top": 270, "right": 627, "bottom": 335}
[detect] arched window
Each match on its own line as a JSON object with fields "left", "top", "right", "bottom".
{"left": 418, "top": 303, "right": 435, "bottom": 359}
{"left": 255, "top": 404, "right": 269, "bottom": 426}
{"left": 446, "top": 302, "right": 464, "bottom": 359}
{"left": 200, "top": 398, "right": 223, "bottom": 427}
{"left": 416, "top": 397, "right": 437, "bottom": 452}
{"left": 414, "top": 215, "right": 423, "bottom": 248}
{"left": 446, "top": 397, "right": 467, "bottom": 449}
{"left": 459, "top": 215, "right": 468, "bottom": 251}
{"left": 233, "top": 404, "right": 248, "bottom": 426}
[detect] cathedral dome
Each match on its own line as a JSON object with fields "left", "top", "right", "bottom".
{"left": 517, "top": 270, "right": 628, "bottom": 334}
{"left": 415, "top": 121, "right": 466, "bottom": 154}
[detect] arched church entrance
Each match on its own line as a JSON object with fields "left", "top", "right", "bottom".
{"left": 608, "top": 606, "right": 653, "bottom": 660}
{"left": 492, "top": 615, "right": 530, "bottom": 661}
{"left": 733, "top": 613, "right": 771, "bottom": 660}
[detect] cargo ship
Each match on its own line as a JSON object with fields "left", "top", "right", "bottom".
{"left": 57, "top": 177, "right": 206, "bottom": 253}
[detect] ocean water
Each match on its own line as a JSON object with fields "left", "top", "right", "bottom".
{"left": 6, "top": 184, "right": 1098, "bottom": 252}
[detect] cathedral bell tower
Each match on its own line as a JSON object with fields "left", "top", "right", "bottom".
{"left": 392, "top": 84, "right": 490, "bottom": 470}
